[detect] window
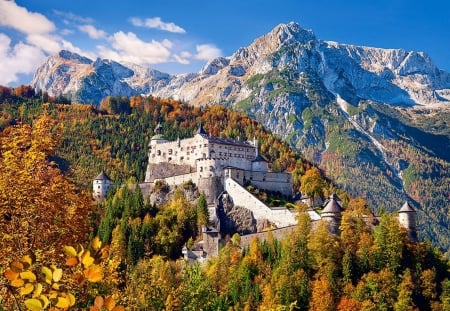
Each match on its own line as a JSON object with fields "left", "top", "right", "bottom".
{"left": 168, "top": 149, "right": 173, "bottom": 155}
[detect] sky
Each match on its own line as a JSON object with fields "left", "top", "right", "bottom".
{"left": 1, "top": 0, "right": 449, "bottom": 86}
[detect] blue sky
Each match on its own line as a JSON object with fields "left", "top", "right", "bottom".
{"left": 1, "top": 0, "right": 449, "bottom": 86}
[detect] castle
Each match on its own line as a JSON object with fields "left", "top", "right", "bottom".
{"left": 93, "top": 123, "right": 418, "bottom": 262}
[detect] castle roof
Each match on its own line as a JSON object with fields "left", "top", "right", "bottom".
{"left": 252, "top": 154, "right": 267, "bottom": 163}
{"left": 399, "top": 201, "right": 416, "bottom": 213}
{"left": 196, "top": 123, "right": 207, "bottom": 135}
{"left": 94, "top": 170, "right": 111, "bottom": 181}
{"left": 322, "top": 194, "right": 343, "bottom": 214}
{"left": 197, "top": 133, "right": 255, "bottom": 148}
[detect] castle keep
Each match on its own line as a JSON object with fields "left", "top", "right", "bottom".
{"left": 143, "top": 123, "right": 293, "bottom": 198}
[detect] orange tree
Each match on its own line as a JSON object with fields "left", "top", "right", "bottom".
{"left": 0, "top": 114, "right": 95, "bottom": 303}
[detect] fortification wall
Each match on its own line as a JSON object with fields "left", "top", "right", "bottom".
{"left": 224, "top": 178, "right": 297, "bottom": 228}
{"left": 163, "top": 172, "right": 199, "bottom": 187}
{"left": 197, "top": 176, "right": 224, "bottom": 205}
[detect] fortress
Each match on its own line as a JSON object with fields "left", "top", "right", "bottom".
{"left": 93, "top": 123, "right": 417, "bottom": 263}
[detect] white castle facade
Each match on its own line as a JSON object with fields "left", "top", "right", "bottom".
{"left": 93, "top": 123, "right": 417, "bottom": 262}
{"left": 143, "top": 123, "right": 293, "bottom": 197}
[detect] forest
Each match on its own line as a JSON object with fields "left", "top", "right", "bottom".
{"left": 0, "top": 87, "right": 449, "bottom": 310}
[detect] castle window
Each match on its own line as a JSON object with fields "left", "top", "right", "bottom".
{"left": 200, "top": 167, "right": 203, "bottom": 172}
{"left": 180, "top": 156, "right": 184, "bottom": 161}
{"left": 98, "top": 186, "right": 100, "bottom": 189}
{"left": 157, "top": 150, "right": 161, "bottom": 156}
{"left": 210, "top": 166, "right": 214, "bottom": 171}
{"left": 168, "top": 149, "right": 173, "bottom": 155}
{"left": 203, "top": 153, "right": 206, "bottom": 159}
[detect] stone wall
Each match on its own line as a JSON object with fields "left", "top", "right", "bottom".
{"left": 163, "top": 172, "right": 199, "bottom": 187}
{"left": 224, "top": 178, "right": 297, "bottom": 228}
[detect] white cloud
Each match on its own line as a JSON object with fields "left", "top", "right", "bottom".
{"left": 61, "top": 28, "right": 74, "bottom": 36}
{"left": 0, "top": 33, "right": 47, "bottom": 85}
{"left": 195, "top": 44, "right": 222, "bottom": 61}
{"left": 0, "top": 0, "right": 55, "bottom": 34}
{"left": 130, "top": 17, "right": 186, "bottom": 34}
{"left": 79, "top": 25, "right": 107, "bottom": 39}
{"left": 27, "top": 33, "right": 62, "bottom": 54}
{"left": 98, "top": 31, "right": 172, "bottom": 65}
{"left": 53, "top": 10, "right": 94, "bottom": 24}
{"left": 173, "top": 51, "right": 192, "bottom": 65}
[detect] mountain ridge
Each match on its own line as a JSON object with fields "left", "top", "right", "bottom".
{"left": 30, "top": 22, "right": 450, "bottom": 250}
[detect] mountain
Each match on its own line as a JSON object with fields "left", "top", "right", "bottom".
{"left": 31, "top": 50, "right": 171, "bottom": 103}
{"left": 30, "top": 22, "right": 450, "bottom": 252}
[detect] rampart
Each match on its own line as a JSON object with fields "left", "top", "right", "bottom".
{"left": 224, "top": 178, "right": 297, "bottom": 228}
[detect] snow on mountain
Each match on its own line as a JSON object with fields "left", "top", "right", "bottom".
{"left": 31, "top": 22, "right": 450, "bottom": 106}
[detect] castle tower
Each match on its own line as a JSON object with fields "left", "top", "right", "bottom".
{"left": 196, "top": 123, "right": 207, "bottom": 136}
{"left": 321, "top": 193, "right": 343, "bottom": 234}
{"left": 398, "top": 201, "right": 418, "bottom": 242}
{"left": 145, "top": 123, "right": 169, "bottom": 182}
{"left": 251, "top": 137, "right": 269, "bottom": 172}
{"left": 93, "top": 170, "right": 112, "bottom": 201}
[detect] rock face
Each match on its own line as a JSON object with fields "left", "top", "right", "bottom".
{"left": 30, "top": 22, "right": 450, "bottom": 250}
{"left": 31, "top": 22, "right": 450, "bottom": 106}
{"left": 31, "top": 50, "right": 171, "bottom": 104}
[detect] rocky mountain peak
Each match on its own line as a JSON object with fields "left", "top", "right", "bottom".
{"left": 58, "top": 50, "right": 92, "bottom": 64}
{"left": 272, "top": 22, "right": 316, "bottom": 46}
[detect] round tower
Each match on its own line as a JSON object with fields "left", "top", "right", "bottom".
{"left": 145, "top": 123, "right": 169, "bottom": 182}
{"left": 93, "top": 170, "right": 112, "bottom": 201}
{"left": 398, "top": 201, "right": 417, "bottom": 242}
{"left": 321, "top": 193, "right": 343, "bottom": 234}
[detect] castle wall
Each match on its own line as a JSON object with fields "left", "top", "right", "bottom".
{"left": 244, "top": 171, "right": 293, "bottom": 197}
{"left": 162, "top": 172, "right": 199, "bottom": 187}
{"left": 224, "top": 178, "right": 297, "bottom": 228}
{"left": 197, "top": 176, "right": 224, "bottom": 205}
{"left": 148, "top": 133, "right": 256, "bottom": 176}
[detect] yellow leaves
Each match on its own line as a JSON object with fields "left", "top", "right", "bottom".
{"left": 24, "top": 298, "right": 44, "bottom": 311}
{"left": 20, "top": 270, "right": 37, "bottom": 282}
{"left": 63, "top": 246, "right": 77, "bottom": 257}
{"left": 11, "top": 278, "right": 25, "bottom": 287}
{"left": 52, "top": 267, "right": 63, "bottom": 283}
{"left": 55, "top": 296, "right": 70, "bottom": 309}
{"left": 33, "top": 283, "right": 43, "bottom": 297}
{"left": 81, "top": 250, "right": 95, "bottom": 268}
{"left": 84, "top": 265, "right": 103, "bottom": 283}
{"left": 92, "top": 236, "right": 102, "bottom": 251}
{"left": 20, "top": 283, "right": 34, "bottom": 296}
{"left": 89, "top": 295, "right": 124, "bottom": 311}
{"left": 41, "top": 266, "right": 53, "bottom": 284}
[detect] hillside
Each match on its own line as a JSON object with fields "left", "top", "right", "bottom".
{"left": 0, "top": 96, "right": 449, "bottom": 310}
{"left": 29, "top": 22, "right": 450, "bottom": 252}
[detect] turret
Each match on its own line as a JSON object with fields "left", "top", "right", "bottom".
{"left": 148, "top": 123, "right": 168, "bottom": 157}
{"left": 196, "top": 123, "right": 207, "bottom": 136}
{"left": 251, "top": 137, "right": 268, "bottom": 172}
{"left": 398, "top": 201, "right": 417, "bottom": 242}
{"left": 321, "top": 193, "right": 343, "bottom": 234}
{"left": 93, "top": 170, "right": 112, "bottom": 201}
